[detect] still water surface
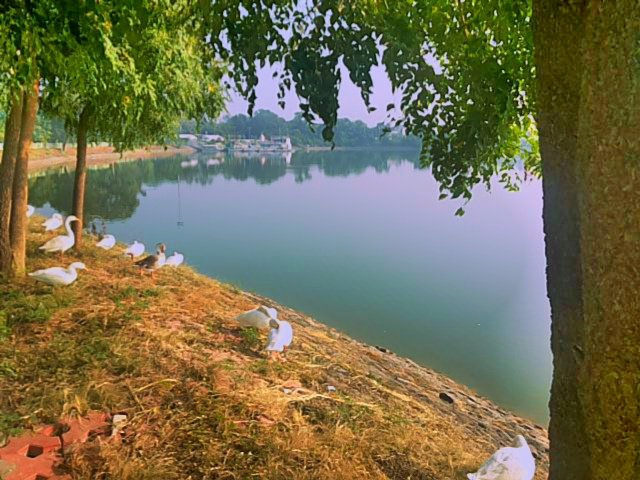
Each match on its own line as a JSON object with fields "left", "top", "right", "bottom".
{"left": 30, "top": 150, "right": 551, "bottom": 423}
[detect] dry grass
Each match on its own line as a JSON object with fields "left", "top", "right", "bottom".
{"left": 0, "top": 219, "right": 549, "bottom": 479}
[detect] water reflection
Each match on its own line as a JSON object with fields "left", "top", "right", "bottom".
{"left": 29, "top": 150, "right": 419, "bottom": 220}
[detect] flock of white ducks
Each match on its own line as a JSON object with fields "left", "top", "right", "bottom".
{"left": 28, "top": 209, "right": 183, "bottom": 287}
{"left": 32, "top": 208, "right": 295, "bottom": 360}
{"left": 26, "top": 207, "right": 536, "bottom": 478}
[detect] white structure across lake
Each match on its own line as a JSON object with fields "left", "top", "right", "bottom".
{"left": 179, "top": 133, "right": 292, "bottom": 152}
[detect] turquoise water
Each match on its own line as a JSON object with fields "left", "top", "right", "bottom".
{"left": 29, "top": 150, "right": 552, "bottom": 423}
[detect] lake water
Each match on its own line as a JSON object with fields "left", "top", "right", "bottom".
{"left": 29, "top": 150, "right": 552, "bottom": 424}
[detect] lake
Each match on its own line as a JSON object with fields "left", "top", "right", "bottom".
{"left": 29, "top": 149, "right": 552, "bottom": 424}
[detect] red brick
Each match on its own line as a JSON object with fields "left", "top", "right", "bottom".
{"left": 1, "top": 451, "right": 59, "bottom": 480}
{"left": 34, "top": 426, "right": 55, "bottom": 437}
{"left": 0, "top": 411, "right": 110, "bottom": 480}
{"left": 0, "top": 433, "right": 60, "bottom": 457}
{"left": 61, "top": 412, "right": 109, "bottom": 446}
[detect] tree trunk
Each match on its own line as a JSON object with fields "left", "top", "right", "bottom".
{"left": 71, "top": 106, "right": 90, "bottom": 248}
{"left": 0, "top": 91, "right": 24, "bottom": 275}
{"left": 9, "top": 79, "right": 39, "bottom": 276}
{"left": 533, "top": 1, "right": 640, "bottom": 478}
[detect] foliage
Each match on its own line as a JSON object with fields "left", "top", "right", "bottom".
{"left": 195, "top": 1, "right": 538, "bottom": 202}
{"left": 2, "top": 0, "right": 536, "bottom": 204}
{"left": 38, "top": 1, "right": 225, "bottom": 151}
{"left": 32, "top": 113, "right": 68, "bottom": 144}
{"left": 181, "top": 110, "right": 419, "bottom": 148}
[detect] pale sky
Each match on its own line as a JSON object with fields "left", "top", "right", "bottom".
{"left": 225, "top": 61, "right": 403, "bottom": 127}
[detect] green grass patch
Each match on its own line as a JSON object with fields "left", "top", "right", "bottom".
{"left": 0, "top": 411, "right": 23, "bottom": 444}
{"left": 0, "top": 359, "right": 17, "bottom": 379}
{"left": 0, "top": 312, "right": 10, "bottom": 340}
{"left": 111, "top": 286, "right": 160, "bottom": 304}
{"left": 239, "top": 327, "right": 262, "bottom": 350}
{"left": 0, "top": 289, "right": 69, "bottom": 329}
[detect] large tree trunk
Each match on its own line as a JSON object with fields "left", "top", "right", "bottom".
{"left": 71, "top": 106, "right": 90, "bottom": 248}
{"left": 533, "top": 1, "right": 640, "bottom": 478}
{"left": 0, "top": 90, "right": 24, "bottom": 275}
{"left": 9, "top": 79, "right": 39, "bottom": 276}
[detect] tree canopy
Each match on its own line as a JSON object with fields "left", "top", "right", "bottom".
{"left": 172, "top": 1, "right": 537, "bottom": 204}
{"left": 39, "top": 1, "right": 225, "bottom": 150}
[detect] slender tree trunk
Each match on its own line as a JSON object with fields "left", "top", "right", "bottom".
{"left": 534, "top": 1, "right": 640, "bottom": 478}
{"left": 71, "top": 106, "right": 90, "bottom": 247}
{"left": 0, "top": 91, "right": 24, "bottom": 275}
{"left": 9, "top": 79, "right": 39, "bottom": 276}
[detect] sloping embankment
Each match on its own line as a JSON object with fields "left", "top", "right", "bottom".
{"left": 0, "top": 222, "right": 548, "bottom": 479}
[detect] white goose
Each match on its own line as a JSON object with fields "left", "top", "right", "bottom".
{"left": 26, "top": 205, "right": 35, "bottom": 217}
{"left": 29, "top": 262, "right": 86, "bottom": 286}
{"left": 124, "top": 240, "right": 145, "bottom": 259}
{"left": 42, "top": 213, "right": 63, "bottom": 232}
{"left": 467, "top": 435, "right": 536, "bottom": 480}
{"left": 96, "top": 234, "right": 116, "bottom": 250}
{"left": 235, "top": 305, "right": 277, "bottom": 329}
{"left": 164, "top": 251, "right": 184, "bottom": 267}
{"left": 266, "top": 318, "right": 293, "bottom": 358}
{"left": 39, "top": 215, "right": 79, "bottom": 254}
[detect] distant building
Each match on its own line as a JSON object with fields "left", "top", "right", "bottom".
{"left": 202, "top": 134, "right": 225, "bottom": 143}
{"left": 230, "top": 134, "right": 292, "bottom": 152}
{"left": 271, "top": 136, "right": 292, "bottom": 151}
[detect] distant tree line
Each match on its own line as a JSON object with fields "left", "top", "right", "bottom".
{"left": 0, "top": 112, "right": 69, "bottom": 145}
{"left": 180, "top": 110, "right": 420, "bottom": 149}
{"left": 2, "top": 110, "right": 419, "bottom": 150}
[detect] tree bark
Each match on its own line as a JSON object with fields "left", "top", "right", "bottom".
{"left": 71, "top": 106, "right": 90, "bottom": 248}
{"left": 0, "top": 90, "right": 24, "bottom": 275}
{"left": 9, "top": 79, "right": 39, "bottom": 276}
{"left": 533, "top": 1, "right": 640, "bottom": 478}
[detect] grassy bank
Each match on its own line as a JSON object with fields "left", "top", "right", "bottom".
{"left": 0, "top": 221, "right": 548, "bottom": 479}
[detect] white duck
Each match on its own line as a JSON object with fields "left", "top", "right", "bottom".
{"left": 235, "top": 305, "right": 277, "bottom": 329}
{"left": 29, "top": 262, "right": 86, "bottom": 286}
{"left": 42, "top": 213, "right": 63, "bottom": 232}
{"left": 39, "top": 215, "right": 79, "bottom": 254}
{"left": 124, "top": 240, "right": 145, "bottom": 259}
{"left": 266, "top": 318, "right": 293, "bottom": 358}
{"left": 164, "top": 251, "right": 184, "bottom": 267}
{"left": 467, "top": 435, "right": 536, "bottom": 480}
{"left": 96, "top": 234, "right": 116, "bottom": 250}
{"left": 26, "top": 205, "right": 35, "bottom": 217}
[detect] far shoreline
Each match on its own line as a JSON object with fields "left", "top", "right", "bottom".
{"left": 20, "top": 143, "right": 422, "bottom": 175}
{"left": 23, "top": 145, "right": 195, "bottom": 174}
